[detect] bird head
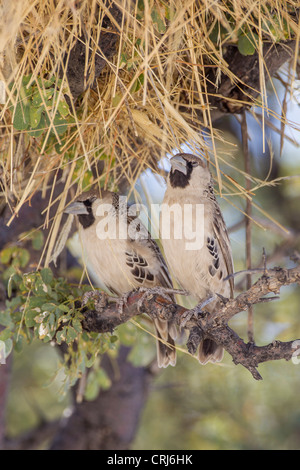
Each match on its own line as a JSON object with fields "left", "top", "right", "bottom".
{"left": 64, "top": 188, "right": 103, "bottom": 229}
{"left": 168, "top": 153, "right": 210, "bottom": 190}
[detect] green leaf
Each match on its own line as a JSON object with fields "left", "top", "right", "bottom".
{"left": 0, "top": 310, "right": 15, "bottom": 328}
{"left": 85, "top": 367, "right": 112, "bottom": 401}
{"left": 21, "top": 75, "right": 32, "bottom": 87}
{"left": 40, "top": 267, "right": 53, "bottom": 285}
{"left": 28, "top": 296, "right": 46, "bottom": 308}
{"left": 13, "top": 102, "right": 30, "bottom": 130}
{"left": 48, "top": 311, "right": 56, "bottom": 329}
{"left": 7, "top": 273, "right": 23, "bottom": 297}
{"left": 209, "top": 22, "right": 228, "bottom": 44}
{"left": 57, "top": 99, "right": 70, "bottom": 118}
{"left": 66, "top": 326, "right": 78, "bottom": 344}
{"left": 29, "top": 105, "right": 43, "bottom": 129}
{"left": 56, "top": 326, "right": 67, "bottom": 344}
{"left": 32, "top": 230, "right": 44, "bottom": 250}
{"left": 32, "top": 88, "right": 53, "bottom": 107}
{"left": 18, "top": 248, "right": 30, "bottom": 267}
{"left": 0, "top": 247, "right": 14, "bottom": 264}
{"left": 0, "top": 327, "right": 13, "bottom": 342}
{"left": 37, "top": 76, "right": 57, "bottom": 89}
{"left": 41, "top": 302, "right": 57, "bottom": 312}
{"left": 52, "top": 114, "right": 68, "bottom": 136}
{"left": 58, "top": 303, "right": 70, "bottom": 313}
{"left": 20, "top": 229, "right": 44, "bottom": 250}
{"left": 117, "top": 322, "right": 137, "bottom": 346}
{"left": 34, "top": 278, "right": 50, "bottom": 295}
{"left": 238, "top": 32, "right": 258, "bottom": 56}
{"left": 151, "top": 7, "right": 166, "bottom": 33}
{"left": 130, "top": 73, "right": 144, "bottom": 93}
{"left": 25, "top": 309, "right": 40, "bottom": 327}
{"left": 28, "top": 114, "right": 47, "bottom": 137}
{"left": 95, "top": 368, "right": 112, "bottom": 389}
{"left": 72, "top": 317, "right": 82, "bottom": 333}
{"left": 119, "top": 52, "right": 128, "bottom": 69}
{"left": 2, "top": 266, "right": 16, "bottom": 282}
{"left": 6, "top": 295, "right": 23, "bottom": 311}
{"left": 14, "top": 335, "right": 23, "bottom": 353}
{"left": 128, "top": 332, "right": 155, "bottom": 366}
{"left": 112, "top": 93, "right": 122, "bottom": 108}
{"left": 7, "top": 274, "right": 14, "bottom": 298}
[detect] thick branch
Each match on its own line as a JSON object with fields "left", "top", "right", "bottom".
{"left": 81, "top": 265, "right": 300, "bottom": 380}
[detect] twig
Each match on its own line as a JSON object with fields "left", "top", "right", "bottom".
{"left": 224, "top": 268, "right": 266, "bottom": 281}
{"left": 81, "top": 265, "right": 300, "bottom": 381}
{"left": 262, "top": 247, "right": 268, "bottom": 275}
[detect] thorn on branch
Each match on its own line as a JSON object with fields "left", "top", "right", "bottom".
{"left": 224, "top": 268, "right": 266, "bottom": 281}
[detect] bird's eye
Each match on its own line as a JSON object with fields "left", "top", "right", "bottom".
{"left": 191, "top": 161, "right": 198, "bottom": 167}
{"left": 83, "top": 197, "right": 96, "bottom": 207}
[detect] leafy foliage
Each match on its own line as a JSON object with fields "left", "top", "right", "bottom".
{"left": 209, "top": 3, "right": 293, "bottom": 55}
{"left": 8, "top": 75, "right": 73, "bottom": 141}
{"left": 0, "top": 240, "right": 124, "bottom": 397}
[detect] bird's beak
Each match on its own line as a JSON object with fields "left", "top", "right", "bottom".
{"left": 170, "top": 155, "right": 187, "bottom": 175}
{"left": 64, "top": 201, "right": 89, "bottom": 215}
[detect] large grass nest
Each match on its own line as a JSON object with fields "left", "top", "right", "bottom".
{"left": 0, "top": 0, "right": 299, "bottom": 263}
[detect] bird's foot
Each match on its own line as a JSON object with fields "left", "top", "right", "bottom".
{"left": 216, "top": 293, "right": 229, "bottom": 305}
{"left": 136, "top": 287, "right": 188, "bottom": 312}
{"left": 82, "top": 290, "right": 109, "bottom": 312}
{"left": 117, "top": 291, "right": 132, "bottom": 316}
{"left": 180, "top": 293, "right": 216, "bottom": 328}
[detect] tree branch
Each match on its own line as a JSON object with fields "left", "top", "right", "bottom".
{"left": 81, "top": 265, "right": 300, "bottom": 381}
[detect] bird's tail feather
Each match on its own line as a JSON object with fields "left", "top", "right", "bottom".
{"left": 154, "top": 318, "right": 177, "bottom": 368}
{"left": 198, "top": 338, "right": 223, "bottom": 365}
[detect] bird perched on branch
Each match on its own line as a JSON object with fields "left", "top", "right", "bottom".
{"left": 160, "top": 153, "right": 234, "bottom": 364}
{"left": 64, "top": 188, "right": 177, "bottom": 368}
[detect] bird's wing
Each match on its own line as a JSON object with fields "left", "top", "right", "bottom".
{"left": 125, "top": 218, "right": 177, "bottom": 360}
{"left": 212, "top": 205, "right": 234, "bottom": 298}
{"left": 125, "top": 235, "right": 173, "bottom": 289}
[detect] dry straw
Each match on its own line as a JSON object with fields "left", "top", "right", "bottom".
{"left": 0, "top": 0, "right": 299, "bottom": 265}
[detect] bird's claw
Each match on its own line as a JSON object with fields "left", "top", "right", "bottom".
{"left": 82, "top": 290, "right": 109, "bottom": 311}
{"left": 180, "top": 306, "right": 202, "bottom": 328}
{"left": 117, "top": 292, "right": 131, "bottom": 316}
{"left": 136, "top": 287, "right": 187, "bottom": 312}
{"left": 180, "top": 294, "right": 217, "bottom": 328}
